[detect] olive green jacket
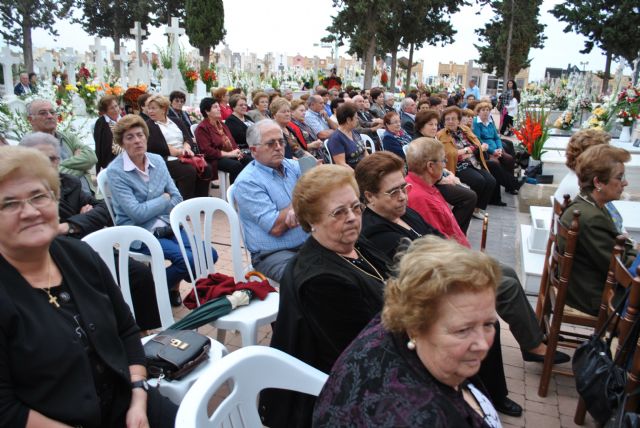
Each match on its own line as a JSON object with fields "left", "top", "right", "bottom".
{"left": 57, "top": 131, "right": 97, "bottom": 194}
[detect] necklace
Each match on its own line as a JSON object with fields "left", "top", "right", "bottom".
{"left": 42, "top": 257, "right": 60, "bottom": 308}
{"left": 337, "top": 248, "right": 384, "bottom": 282}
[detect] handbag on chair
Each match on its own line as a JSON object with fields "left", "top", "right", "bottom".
{"left": 144, "top": 329, "right": 210, "bottom": 380}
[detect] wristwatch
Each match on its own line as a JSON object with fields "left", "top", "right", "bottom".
{"left": 67, "top": 223, "right": 77, "bottom": 235}
{"left": 131, "top": 379, "right": 149, "bottom": 392}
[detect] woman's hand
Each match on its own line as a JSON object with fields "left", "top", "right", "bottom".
{"left": 125, "top": 402, "right": 149, "bottom": 428}
{"left": 308, "top": 140, "right": 323, "bottom": 150}
{"left": 439, "top": 174, "right": 457, "bottom": 185}
{"left": 224, "top": 149, "right": 241, "bottom": 159}
{"left": 480, "top": 143, "right": 489, "bottom": 152}
{"left": 182, "top": 144, "right": 194, "bottom": 157}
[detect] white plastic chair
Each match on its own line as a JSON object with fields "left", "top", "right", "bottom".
{"left": 175, "top": 346, "right": 328, "bottom": 428}
{"left": 96, "top": 169, "right": 117, "bottom": 224}
{"left": 361, "top": 133, "right": 376, "bottom": 153}
{"left": 376, "top": 128, "right": 386, "bottom": 150}
{"left": 323, "top": 139, "right": 333, "bottom": 164}
{"left": 170, "top": 197, "right": 279, "bottom": 347}
{"left": 217, "top": 171, "right": 230, "bottom": 202}
{"left": 82, "top": 225, "right": 228, "bottom": 404}
{"left": 190, "top": 123, "right": 198, "bottom": 139}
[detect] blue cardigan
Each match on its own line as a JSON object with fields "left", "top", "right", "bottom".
{"left": 472, "top": 118, "right": 502, "bottom": 154}
{"left": 106, "top": 152, "right": 182, "bottom": 231}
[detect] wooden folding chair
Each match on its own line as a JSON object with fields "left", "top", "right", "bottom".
{"left": 535, "top": 194, "right": 571, "bottom": 319}
{"left": 574, "top": 236, "right": 640, "bottom": 424}
{"left": 537, "top": 207, "right": 604, "bottom": 397}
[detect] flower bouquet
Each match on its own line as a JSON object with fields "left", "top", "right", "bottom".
{"left": 615, "top": 85, "right": 640, "bottom": 126}
{"left": 200, "top": 66, "right": 217, "bottom": 93}
{"left": 182, "top": 68, "right": 199, "bottom": 93}
{"left": 513, "top": 108, "right": 550, "bottom": 161}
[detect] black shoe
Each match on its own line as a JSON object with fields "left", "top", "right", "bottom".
{"left": 507, "top": 189, "right": 519, "bottom": 195}
{"left": 489, "top": 201, "right": 507, "bottom": 206}
{"left": 522, "top": 349, "right": 571, "bottom": 365}
{"left": 169, "top": 289, "right": 182, "bottom": 307}
{"left": 493, "top": 396, "right": 522, "bottom": 417}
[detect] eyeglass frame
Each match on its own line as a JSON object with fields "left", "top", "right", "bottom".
{"left": 382, "top": 182, "right": 412, "bottom": 198}
{"left": 328, "top": 202, "right": 366, "bottom": 220}
{"left": 0, "top": 191, "right": 56, "bottom": 214}
{"left": 257, "top": 138, "right": 287, "bottom": 149}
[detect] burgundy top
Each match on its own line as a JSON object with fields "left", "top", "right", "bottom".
{"left": 194, "top": 119, "right": 238, "bottom": 176}
{"left": 406, "top": 171, "right": 470, "bottom": 248}
{"left": 220, "top": 104, "right": 233, "bottom": 121}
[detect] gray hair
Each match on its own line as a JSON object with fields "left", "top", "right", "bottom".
{"left": 19, "top": 132, "right": 61, "bottom": 155}
{"left": 384, "top": 92, "right": 395, "bottom": 101}
{"left": 401, "top": 97, "right": 415, "bottom": 110}
{"left": 25, "top": 98, "right": 53, "bottom": 117}
{"left": 246, "top": 119, "right": 281, "bottom": 147}
{"left": 307, "top": 95, "right": 322, "bottom": 108}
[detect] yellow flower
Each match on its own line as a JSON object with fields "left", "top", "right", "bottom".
{"left": 88, "top": 86, "right": 96, "bottom": 93}
{"left": 226, "top": 86, "right": 234, "bottom": 92}
{"left": 593, "top": 107, "right": 605, "bottom": 116}
{"left": 554, "top": 118, "right": 563, "bottom": 128}
{"left": 65, "top": 84, "right": 77, "bottom": 92}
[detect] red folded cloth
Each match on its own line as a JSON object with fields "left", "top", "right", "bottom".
{"left": 183, "top": 272, "right": 276, "bottom": 309}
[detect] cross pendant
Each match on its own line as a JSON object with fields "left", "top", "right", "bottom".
{"left": 49, "top": 294, "right": 60, "bottom": 308}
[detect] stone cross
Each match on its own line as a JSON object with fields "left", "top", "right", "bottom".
{"left": 164, "top": 17, "right": 185, "bottom": 74}
{"left": 61, "top": 47, "right": 78, "bottom": 86}
{"left": 129, "top": 21, "right": 146, "bottom": 69}
{"left": 0, "top": 45, "right": 20, "bottom": 94}
{"left": 36, "top": 52, "right": 55, "bottom": 80}
{"left": 89, "top": 37, "right": 106, "bottom": 82}
{"left": 113, "top": 42, "right": 128, "bottom": 87}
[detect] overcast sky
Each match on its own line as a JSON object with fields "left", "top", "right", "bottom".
{"left": 24, "top": 0, "right": 630, "bottom": 81}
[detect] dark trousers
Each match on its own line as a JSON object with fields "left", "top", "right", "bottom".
{"left": 166, "top": 159, "right": 212, "bottom": 200}
{"left": 478, "top": 322, "right": 509, "bottom": 401}
{"left": 436, "top": 183, "right": 477, "bottom": 234}
{"left": 456, "top": 167, "right": 496, "bottom": 210}
{"left": 113, "top": 254, "right": 161, "bottom": 331}
{"left": 486, "top": 158, "right": 518, "bottom": 203}
{"left": 217, "top": 156, "right": 252, "bottom": 183}
{"left": 500, "top": 114, "right": 514, "bottom": 135}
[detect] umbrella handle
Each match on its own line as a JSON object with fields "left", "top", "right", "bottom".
{"left": 245, "top": 270, "right": 267, "bottom": 282}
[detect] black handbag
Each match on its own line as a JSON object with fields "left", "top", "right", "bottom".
{"left": 573, "top": 288, "right": 639, "bottom": 425}
{"left": 144, "top": 329, "right": 210, "bottom": 380}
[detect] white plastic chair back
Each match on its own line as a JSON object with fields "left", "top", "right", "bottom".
{"left": 96, "top": 169, "right": 117, "bottom": 224}
{"left": 82, "top": 226, "right": 174, "bottom": 329}
{"left": 217, "top": 172, "right": 230, "bottom": 202}
{"left": 226, "top": 184, "right": 252, "bottom": 263}
{"left": 361, "top": 133, "right": 376, "bottom": 153}
{"left": 403, "top": 144, "right": 409, "bottom": 156}
{"left": 175, "top": 346, "right": 328, "bottom": 428}
{"left": 190, "top": 123, "right": 198, "bottom": 139}
{"left": 376, "top": 128, "right": 386, "bottom": 149}
{"left": 323, "top": 139, "right": 333, "bottom": 164}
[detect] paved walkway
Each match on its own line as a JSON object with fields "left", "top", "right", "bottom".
{"left": 168, "top": 185, "right": 597, "bottom": 427}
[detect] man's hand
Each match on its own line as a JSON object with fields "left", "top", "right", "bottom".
{"left": 284, "top": 208, "right": 298, "bottom": 229}
{"left": 80, "top": 204, "right": 93, "bottom": 213}
{"left": 58, "top": 223, "right": 70, "bottom": 235}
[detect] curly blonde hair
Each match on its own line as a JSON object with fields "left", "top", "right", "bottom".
{"left": 565, "top": 129, "right": 611, "bottom": 171}
{"left": 382, "top": 236, "right": 500, "bottom": 334}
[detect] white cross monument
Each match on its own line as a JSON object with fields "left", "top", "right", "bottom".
{"left": 0, "top": 45, "right": 20, "bottom": 97}
{"left": 89, "top": 37, "right": 106, "bottom": 82}
{"left": 113, "top": 42, "right": 128, "bottom": 87}
{"left": 35, "top": 52, "right": 55, "bottom": 81}
{"left": 162, "top": 17, "right": 186, "bottom": 94}
{"left": 61, "top": 48, "right": 78, "bottom": 87}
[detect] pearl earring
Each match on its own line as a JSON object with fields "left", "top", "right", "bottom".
{"left": 311, "top": 226, "right": 316, "bottom": 232}
{"left": 407, "top": 338, "right": 416, "bottom": 351}
{"left": 597, "top": 187, "right": 602, "bottom": 192}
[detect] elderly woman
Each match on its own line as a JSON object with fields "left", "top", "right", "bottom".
{"left": 460, "top": 108, "right": 475, "bottom": 127}
{"left": 369, "top": 87, "right": 386, "bottom": 119}
{"left": 414, "top": 110, "right": 477, "bottom": 232}
{"left": 438, "top": 106, "right": 496, "bottom": 216}
{"left": 287, "top": 99, "right": 324, "bottom": 159}
{"left": 270, "top": 97, "right": 311, "bottom": 159}
{"left": 0, "top": 145, "right": 176, "bottom": 427}
{"left": 473, "top": 101, "right": 519, "bottom": 196}
{"left": 246, "top": 91, "right": 270, "bottom": 122}
{"left": 313, "top": 237, "right": 504, "bottom": 426}
{"left": 195, "top": 98, "right": 251, "bottom": 183}
{"left": 93, "top": 94, "right": 122, "bottom": 172}
{"left": 107, "top": 115, "right": 216, "bottom": 307}
{"left": 560, "top": 144, "right": 636, "bottom": 316}
{"left": 224, "top": 94, "right": 254, "bottom": 151}
{"left": 212, "top": 87, "right": 232, "bottom": 120}
{"left": 260, "top": 164, "right": 392, "bottom": 427}
{"left": 384, "top": 92, "right": 396, "bottom": 114}
{"left": 167, "top": 90, "right": 193, "bottom": 134}
{"left": 382, "top": 111, "right": 412, "bottom": 159}
{"left": 326, "top": 103, "right": 368, "bottom": 168}
{"left": 145, "top": 94, "right": 211, "bottom": 200}
{"left": 553, "top": 128, "right": 611, "bottom": 203}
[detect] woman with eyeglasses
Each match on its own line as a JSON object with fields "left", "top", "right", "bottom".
{"left": 0, "top": 146, "right": 177, "bottom": 427}
{"left": 260, "top": 164, "right": 392, "bottom": 428}
{"left": 559, "top": 145, "right": 636, "bottom": 316}
{"left": 381, "top": 111, "right": 412, "bottom": 159}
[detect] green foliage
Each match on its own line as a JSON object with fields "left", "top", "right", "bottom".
{"left": 475, "top": 0, "right": 546, "bottom": 78}
{"left": 185, "top": 0, "right": 225, "bottom": 65}
{"left": 150, "top": 0, "right": 186, "bottom": 27}
{"left": 73, "top": 0, "right": 153, "bottom": 45}
{"left": 551, "top": 0, "right": 640, "bottom": 70}
{"left": 0, "top": 0, "right": 73, "bottom": 46}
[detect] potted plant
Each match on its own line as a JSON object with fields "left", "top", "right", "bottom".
{"left": 514, "top": 107, "right": 552, "bottom": 183}
{"left": 614, "top": 85, "right": 640, "bottom": 142}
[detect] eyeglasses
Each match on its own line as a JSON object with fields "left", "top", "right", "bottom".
{"left": 383, "top": 182, "right": 412, "bottom": 198}
{"left": 48, "top": 155, "right": 61, "bottom": 163}
{"left": 259, "top": 138, "right": 287, "bottom": 149}
{"left": 35, "top": 109, "right": 58, "bottom": 117}
{"left": 329, "top": 202, "right": 366, "bottom": 220}
{"left": 430, "top": 158, "right": 447, "bottom": 166}
{"left": 612, "top": 173, "right": 626, "bottom": 181}
{"left": 0, "top": 192, "right": 55, "bottom": 214}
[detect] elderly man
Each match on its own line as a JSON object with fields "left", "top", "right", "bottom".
{"left": 383, "top": 92, "right": 396, "bottom": 114}
{"left": 466, "top": 79, "right": 480, "bottom": 100}
{"left": 304, "top": 95, "right": 335, "bottom": 140}
{"left": 27, "top": 98, "right": 98, "bottom": 194}
{"left": 399, "top": 97, "right": 417, "bottom": 137}
{"left": 19, "top": 131, "right": 161, "bottom": 328}
{"left": 233, "top": 120, "right": 309, "bottom": 282}
{"left": 352, "top": 94, "right": 382, "bottom": 139}
{"left": 282, "top": 88, "right": 294, "bottom": 102}
{"left": 14, "top": 73, "right": 31, "bottom": 95}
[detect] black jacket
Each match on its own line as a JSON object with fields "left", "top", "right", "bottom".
{"left": 0, "top": 237, "right": 143, "bottom": 427}
{"left": 224, "top": 114, "right": 253, "bottom": 150}
{"left": 146, "top": 118, "right": 196, "bottom": 159}
{"left": 93, "top": 116, "right": 115, "bottom": 172}
{"left": 59, "top": 173, "right": 112, "bottom": 238}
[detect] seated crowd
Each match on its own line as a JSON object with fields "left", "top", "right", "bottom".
{"left": 0, "top": 82, "right": 635, "bottom": 427}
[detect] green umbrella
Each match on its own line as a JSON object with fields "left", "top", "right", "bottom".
{"left": 169, "top": 290, "right": 253, "bottom": 330}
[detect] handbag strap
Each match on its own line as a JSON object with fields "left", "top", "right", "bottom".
{"left": 595, "top": 286, "right": 633, "bottom": 341}
{"left": 613, "top": 310, "right": 640, "bottom": 366}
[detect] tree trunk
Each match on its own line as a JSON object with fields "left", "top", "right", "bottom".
{"left": 22, "top": 17, "right": 34, "bottom": 73}
{"left": 363, "top": 37, "right": 376, "bottom": 89}
{"left": 405, "top": 42, "right": 414, "bottom": 93}
{"left": 389, "top": 48, "right": 397, "bottom": 93}
{"left": 113, "top": 33, "right": 121, "bottom": 78}
{"left": 602, "top": 50, "right": 612, "bottom": 94}
{"left": 502, "top": 0, "right": 514, "bottom": 82}
{"left": 200, "top": 47, "right": 210, "bottom": 67}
